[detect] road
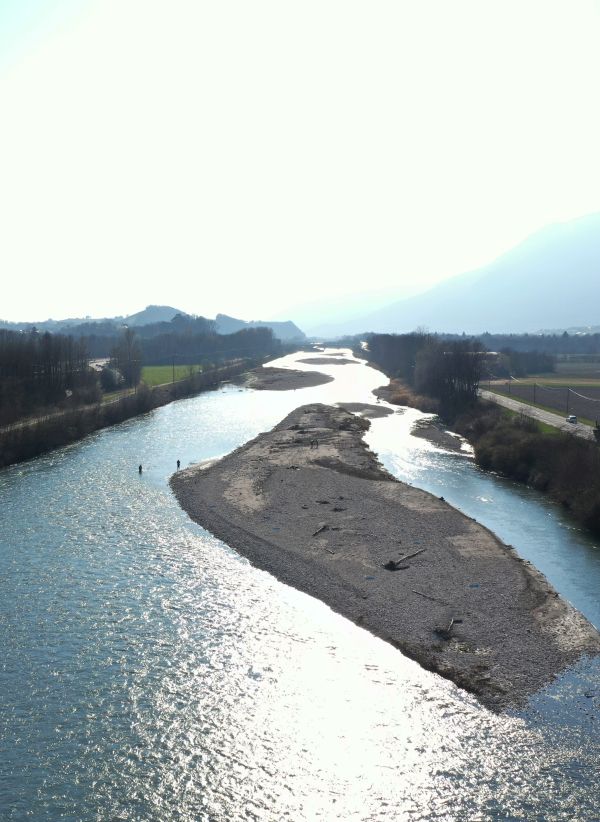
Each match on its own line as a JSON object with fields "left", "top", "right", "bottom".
{"left": 479, "top": 389, "right": 595, "bottom": 441}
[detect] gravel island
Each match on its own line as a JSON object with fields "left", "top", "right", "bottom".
{"left": 171, "top": 404, "right": 600, "bottom": 711}
{"left": 239, "top": 366, "right": 333, "bottom": 391}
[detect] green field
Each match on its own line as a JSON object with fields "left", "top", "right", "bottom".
{"left": 141, "top": 364, "right": 203, "bottom": 387}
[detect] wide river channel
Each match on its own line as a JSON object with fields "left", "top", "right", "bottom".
{"left": 1, "top": 349, "right": 600, "bottom": 820}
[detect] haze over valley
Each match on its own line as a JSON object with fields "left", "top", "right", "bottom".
{"left": 4, "top": 211, "right": 599, "bottom": 339}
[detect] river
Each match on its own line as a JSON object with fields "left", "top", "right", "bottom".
{"left": 1, "top": 349, "right": 599, "bottom": 820}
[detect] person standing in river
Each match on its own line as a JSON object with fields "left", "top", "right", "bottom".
{"left": 138, "top": 464, "right": 143, "bottom": 474}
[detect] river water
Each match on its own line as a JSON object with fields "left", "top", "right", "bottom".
{"left": 1, "top": 349, "right": 599, "bottom": 820}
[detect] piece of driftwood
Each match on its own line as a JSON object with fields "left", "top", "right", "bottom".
{"left": 398, "top": 547, "right": 426, "bottom": 563}
{"left": 382, "top": 547, "right": 426, "bottom": 571}
{"left": 412, "top": 589, "right": 450, "bottom": 606}
{"left": 312, "top": 524, "right": 329, "bottom": 537}
{"left": 382, "top": 561, "right": 410, "bottom": 571}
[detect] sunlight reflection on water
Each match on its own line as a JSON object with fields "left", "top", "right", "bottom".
{"left": 1, "top": 349, "right": 599, "bottom": 819}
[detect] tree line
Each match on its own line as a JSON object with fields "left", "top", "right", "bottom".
{"left": 0, "top": 360, "right": 254, "bottom": 469}
{"left": 366, "top": 332, "right": 484, "bottom": 416}
{"left": 0, "top": 329, "right": 99, "bottom": 426}
{"left": 0, "top": 325, "right": 281, "bottom": 425}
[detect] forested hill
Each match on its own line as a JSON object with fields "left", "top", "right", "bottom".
{"left": 0, "top": 306, "right": 306, "bottom": 342}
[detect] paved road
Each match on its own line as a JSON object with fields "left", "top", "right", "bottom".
{"left": 479, "top": 389, "right": 595, "bottom": 441}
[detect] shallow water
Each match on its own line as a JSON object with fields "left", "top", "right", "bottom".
{"left": 1, "top": 349, "right": 599, "bottom": 820}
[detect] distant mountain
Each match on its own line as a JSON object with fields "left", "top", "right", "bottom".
{"left": 215, "top": 313, "right": 306, "bottom": 342}
{"left": 312, "top": 212, "right": 600, "bottom": 336}
{"left": 124, "top": 305, "right": 187, "bottom": 326}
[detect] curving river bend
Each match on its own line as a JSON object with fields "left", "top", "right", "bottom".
{"left": 1, "top": 349, "right": 599, "bottom": 820}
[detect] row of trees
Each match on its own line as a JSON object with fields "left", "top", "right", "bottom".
{"left": 0, "top": 325, "right": 282, "bottom": 425}
{"left": 0, "top": 330, "right": 99, "bottom": 426}
{"left": 477, "top": 331, "right": 600, "bottom": 357}
{"left": 493, "top": 349, "right": 555, "bottom": 378}
{"left": 367, "top": 332, "right": 484, "bottom": 416}
{"left": 137, "top": 326, "right": 278, "bottom": 367}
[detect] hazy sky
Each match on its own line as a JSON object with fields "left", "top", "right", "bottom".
{"left": 1, "top": 0, "right": 600, "bottom": 322}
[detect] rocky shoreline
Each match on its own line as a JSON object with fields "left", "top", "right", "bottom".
{"left": 171, "top": 403, "right": 600, "bottom": 711}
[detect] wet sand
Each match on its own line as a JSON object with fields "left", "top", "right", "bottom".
{"left": 171, "top": 404, "right": 600, "bottom": 711}
{"left": 411, "top": 420, "right": 468, "bottom": 453}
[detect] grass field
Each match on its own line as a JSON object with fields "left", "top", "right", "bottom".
{"left": 141, "top": 365, "right": 203, "bottom": 387}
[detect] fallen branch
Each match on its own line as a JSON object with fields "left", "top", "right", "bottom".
{"left": 382, "top": 548, "right": 426, "bottom": 571}
{"left": 397, "top": 547, "right": 426, "bottom": 564}
{"left": 412, "top": 589, "right": 450, "bottom": 606}
{"left": 312, "top": 523, "right": 329, "bottom": 537}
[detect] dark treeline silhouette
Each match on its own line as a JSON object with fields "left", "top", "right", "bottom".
{"left": 0, "top": 329, "right": 98, "bottom": 426}
{"left": 477, "top": 332, "right": 600, "bottom": 356}
{"left": 74, "top": 314, "right": 216, "bottom": 357}
{"left": 494, "top": 349, "right": 555, "bottom": 377}
{"left": 0, "top": 324, "right": 281, "bottom": 427}
{"left": 138, "top": 326, "right": 279, "bottom": 366}
{"left": 367, "top": 332, "right": 430, "bottom": 384}
{"left": 85, "top": 319, "right": 279, "bottom": 361}
{"left": 414, "top": 338, "right": 484, "bottom": 417}
{"left": 367, "top": 333, "right": 483, "bottom": 416}
{"left": 366, "top": 332, "right": 557, "bottom": 384}
{"left": 111, "top": 328, "right": 142, "bottom": 387}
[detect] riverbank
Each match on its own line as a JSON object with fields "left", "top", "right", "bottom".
{"left": 0, "top": 359, "right": 253, "bottom": 469}
{"left": 171, "top": 403, "right": 600, "bottom": 711}
{"left": 375, "top": 376, "right": 600, "bottom": 534}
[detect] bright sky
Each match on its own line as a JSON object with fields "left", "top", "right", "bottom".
{"left": 1, "top": 0, "right": 600, "bottom": 322}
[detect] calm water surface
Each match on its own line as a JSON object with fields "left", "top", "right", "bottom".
{"left": 1, "top": 350, "right": 599, "bottom": 820}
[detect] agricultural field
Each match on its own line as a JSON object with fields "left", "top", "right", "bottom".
{"left": 141, "top": 364, "right": 203, "bottom": 387}
{"left": 489, "top": 364, "right": 600, "bottom": 425}
{"left": 555, "top": 357, "right": 600, "bottom": 379}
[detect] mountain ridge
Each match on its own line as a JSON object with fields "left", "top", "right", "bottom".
{"left": 310, "top": 212, "right": 600, "bottom": 337}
